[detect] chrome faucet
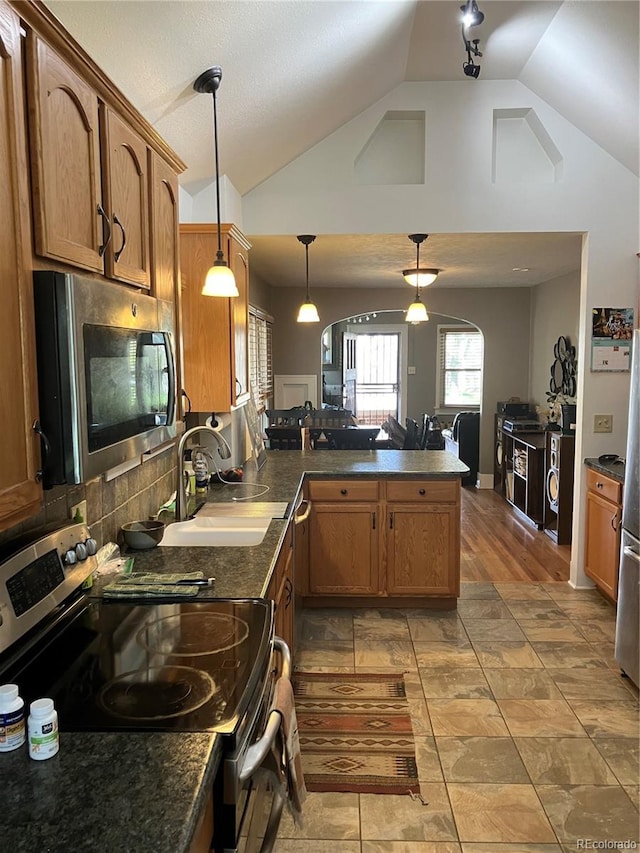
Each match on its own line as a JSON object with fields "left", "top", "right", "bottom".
{"left": 175, "top": 425, "right": 232, "bottom": 522}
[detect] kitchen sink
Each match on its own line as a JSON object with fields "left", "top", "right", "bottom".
{"left": 160, "top": 515, "right": 272, "bottom": 547}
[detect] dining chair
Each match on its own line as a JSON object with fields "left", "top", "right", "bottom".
{"left": 265, "top": 426, "right": 302, "bottom": 449}
{"left": 324, "top": 428, "right": 378, "bottom": 450}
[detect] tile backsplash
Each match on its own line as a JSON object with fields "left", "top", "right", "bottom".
{"left": 0, "top": 448, "right": 176, "bottom": 551}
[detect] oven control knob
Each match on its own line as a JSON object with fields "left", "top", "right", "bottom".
{"left": 84, "top": 538, "right": 98, "bottom": 556}
{"left": 64, "top": 549, "right": 78, "bottom": 566}
{"left": 75, "top": 542, "right": 88, "bottom": 561}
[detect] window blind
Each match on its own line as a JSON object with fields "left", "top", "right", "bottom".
{"left": 249, "top": 306, "right": 273, "bottom": 412}
{"left": 437, "top": 326, "right": 483, "bottom": 408}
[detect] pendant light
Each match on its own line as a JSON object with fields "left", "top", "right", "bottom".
{"left": 194, "top": 66, "right": 239, "bottom": 297}
{"left": 296, "top": 235, "right": 320, "bottom": 323}
{"left": 402, "top": 233, "right": 439, "bottom": 287}
{"left": 405, "top": 288, "right": 429, "bottom": 324}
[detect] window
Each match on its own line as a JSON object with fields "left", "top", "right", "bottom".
{"left": 248, "top": 306, "right": 273, "bottom": 413}
{"left": 436, "top": 326, "right": 483, "bottom": 408}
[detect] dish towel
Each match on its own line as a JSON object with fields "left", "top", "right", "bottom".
{"left": 102, "top": 571, "right": 205, "bottom": 598}
{"left": 272, "top": 675, "right": 307, "bottom": 826}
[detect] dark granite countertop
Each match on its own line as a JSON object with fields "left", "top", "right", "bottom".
{"left": 4, "top": 450, "right": 466, "bottom": 853}
{"left": 584, "top": 456, "right": 626, "bottom": 484}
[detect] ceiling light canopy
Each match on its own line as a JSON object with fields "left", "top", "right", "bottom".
{"left": 296, "top": 235, "right": 319, "bottom": 323}
{"left": 194, "top": 66, "right": 239, "bottom": 298}
{"left": 402, "top": 233, "right": 440, "bottom": 287}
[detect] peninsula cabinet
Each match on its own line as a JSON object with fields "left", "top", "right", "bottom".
{"left": 303, "top": 478, "right": 460, "bottom": 605}
{"left": 386, "top": 480, "right": 460, "bottom": 596}
{"left": 180, "top": 224, "right": 251, "bottom": 413}
{"left": 584, "top": 468, "right": 622, "bottom": 601}
{"left": 307, "top": 480, "right": 380, "bottom": 595}
{"left": 0, "top": 1, "right": 42, "bottom": 530}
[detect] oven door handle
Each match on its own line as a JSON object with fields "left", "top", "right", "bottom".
{"left": 239, "top": 637, "right": 291, "bottom": 783}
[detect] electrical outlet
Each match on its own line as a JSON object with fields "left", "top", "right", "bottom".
{"left": 594, "top": 414, "right": 613, "bottom": 433}
{"left": 408, "top": 366, "right": 416, "bottom": 375}
{"left": 70, "top": 500, "right": 87, "bottom": 523}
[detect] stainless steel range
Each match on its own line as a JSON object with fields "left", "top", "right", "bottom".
{"left": 0, "top": 522, "right": 288, "bottom": 853}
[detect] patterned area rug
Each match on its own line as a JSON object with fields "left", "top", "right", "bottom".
{"left": 292, "top": 672, "right": 419, "bottom": 794}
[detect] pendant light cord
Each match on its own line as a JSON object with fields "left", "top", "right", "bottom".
{"left": 305, "top": 243, "right": 310, "bottom": 300}
{"left": 212, "top": 88, "right": 223, "bottom": 258}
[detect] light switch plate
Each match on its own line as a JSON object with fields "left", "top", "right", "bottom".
{"left": 408, "top": 366, "right": 416, "bottom": 375}
{"left": 594, "top": 414, "right": 613, "bottom": 433}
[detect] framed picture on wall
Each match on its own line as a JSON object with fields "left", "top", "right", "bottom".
{"left": 591, "top": 307, "right": 634, "bottom": 371}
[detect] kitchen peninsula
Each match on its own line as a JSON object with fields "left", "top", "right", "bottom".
{"left": 1, "top": 450, "right": 467, "bottom": 853}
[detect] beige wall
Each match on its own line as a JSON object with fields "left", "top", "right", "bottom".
{"left": 529, "top": 271, "right": 581, "bottom": 409}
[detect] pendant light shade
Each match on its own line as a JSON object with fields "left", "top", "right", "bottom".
{"left": 402, "top": 233, "right": 439, "bottom": 287}
{"left": 194, "top": 66, "right": 239, "bottom": 298}
{"left": 405, "top": 295, "right": 429, "bottom": 324}
{"left": 296, "top": 235, "right": 319, "bottom": 323}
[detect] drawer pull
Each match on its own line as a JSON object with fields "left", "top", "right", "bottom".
{"left": 596, "top": 482, "right": 603, "bottom": 489}
{"left": 341, "top": 488, "right": 347, "bottom": 495}
{"left": 419, "top": 488, "right": 426, "bottom": 495}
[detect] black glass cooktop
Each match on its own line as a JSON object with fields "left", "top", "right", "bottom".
{"left": 3, "top": 598, "right": 273, "bottom": 735}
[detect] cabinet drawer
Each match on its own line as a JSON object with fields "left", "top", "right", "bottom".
{"left": 586, "top": 468, "right": 621, "bottom": 504}
{"left": 307, "top": 480, "right": 379, "bottom": 501}
{"left": 386, "top": 480, "right": 458, "bottom": 503}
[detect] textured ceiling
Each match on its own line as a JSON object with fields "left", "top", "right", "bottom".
{"left": 249, "top": 232, "right": 583, "bottom": 289}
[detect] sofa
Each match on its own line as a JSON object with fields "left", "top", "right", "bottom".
{"left": 442, "top": 412, "right": 480, "bottom": 485}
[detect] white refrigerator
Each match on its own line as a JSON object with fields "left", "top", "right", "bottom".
{"left": 614, "top": 329, "right": 639, "bottom": 687}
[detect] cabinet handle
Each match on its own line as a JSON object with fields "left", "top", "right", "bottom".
{"left": 372, "top": 511, "right": 376, "bottom": 530}
{"left": 419, "top": 488, "right": 426, "bottom": 495}
{"left": 294, "top": 500, "right": 311, "bottom": 525}
{"left": 611, "top": 512, "right": 619, "bottom": 532}
{"left": 340, "top": 488, "right": 348, "bottom": 495}
{"left": 97, "top": 204, "right": 111, "bottom": 257}
{"left": 113, "top": 214, "right": 127, "bottom": 262}
{"left": 32, "top": 419, "right": 51, "bottom": 483}
{"left": 389, "top": 512, "right": 393, "bottom": 530}
{"left": 596, "top": 481, "right": 603, "bottom": 489}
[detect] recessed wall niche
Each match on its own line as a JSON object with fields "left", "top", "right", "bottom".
{"left": 492, "top": 108, "right": 563, "bottom": 184}
{"left": 354, "top": 111, "right": 425, "bottom": 185}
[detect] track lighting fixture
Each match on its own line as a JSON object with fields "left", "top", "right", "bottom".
{"left": 296, "top": 235, "right": 320, "bottom": 323}
{"left": 194, "top": 66, "right": 239, "bottom": 297}
{"left": 402, "top": 234, "right": 439, "bottom": 288}
{"left": 460, "top": 1, "right": 484, "bottom": 79}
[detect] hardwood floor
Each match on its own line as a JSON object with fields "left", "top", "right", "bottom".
{"left": 460, "top": 487, "right": 571, "bottom": 583}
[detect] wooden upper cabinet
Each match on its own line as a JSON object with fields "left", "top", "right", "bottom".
{"left": 149, "top": 150, "right": 179, "bottom": 302}
{"left": 26, "top": 35, "right": 103, "bottom": 272}
{"left": 0, "top": 1, "right": 42, "bottom": 530}
{"left": 180, "top": 224, "right": 251, "bottom": 413}
{"left": 101, "top": 108, "right": 150, "bottom": 287}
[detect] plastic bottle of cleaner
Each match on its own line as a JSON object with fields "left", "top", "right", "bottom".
{"left": 28, "top": 698, "right": 59, "bottom": 760}
{"left": 0, "top": 684, "right": 25, "bottom": 752}
{"left": 192, "top": 448, "right": 209, "bottom": 493}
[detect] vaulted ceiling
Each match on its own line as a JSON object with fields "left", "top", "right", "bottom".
{"left": 44, "top": 1, "right": 638, "bottom": 290}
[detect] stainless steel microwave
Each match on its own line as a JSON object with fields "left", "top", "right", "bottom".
{"left": 33, "top": 272, "right": 176, "bottom": 488}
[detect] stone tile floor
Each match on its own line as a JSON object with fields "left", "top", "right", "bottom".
{"left": 278, "top": 582, "right": 639, "bottom": 853}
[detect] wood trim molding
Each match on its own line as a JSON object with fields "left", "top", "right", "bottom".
{"left": 10, "top": 0, "right": 186, "bottom": 173}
